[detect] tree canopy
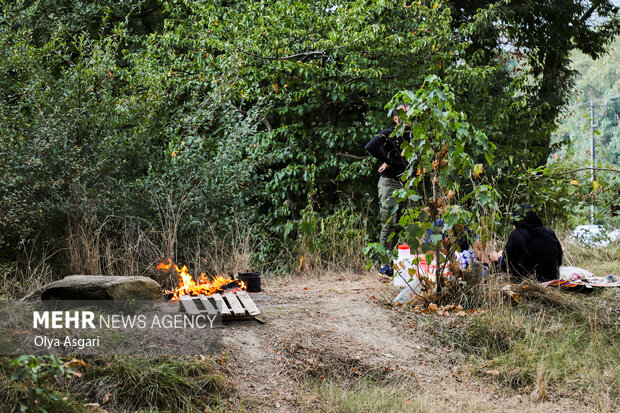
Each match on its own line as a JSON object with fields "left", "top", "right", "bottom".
{"left": 1, "top": 0, "right": 618, "bottom": 269}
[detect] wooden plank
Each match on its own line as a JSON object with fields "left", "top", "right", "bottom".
{"left": 197, "top": 295, "right": 218, "bottom": 316}
{"left": 223, "top": 292, "right": 246, "bottom": 316}
{"left": 211, "top": 293, "right": 231, "bottom": 316}
{"left": 235, "top": 290, "right": 260, "bottom": 316}
{"left": 180, "top": 295, "right": 201, "bottom": 315}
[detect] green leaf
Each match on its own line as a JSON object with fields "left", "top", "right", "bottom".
{"left": 484, "top": 150, "right": 494, "bottom": 165}
{"left": 406, "top": 223, "right": 425, "bottom": 239}
{"left": 443, "top": 213, "right": 459, "bottom": 230}
{"left": 299, "top": 220, "right": 316, "bottom": 234}
{"left": 11, "top": 368, "right": 30, "bottom": 381}
{"left": 429, "top": 234, "right": 443, "bottom": 245}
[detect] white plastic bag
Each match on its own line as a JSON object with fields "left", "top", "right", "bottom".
{"left": 392, "top": 281, "right": 422, "bottom": 306}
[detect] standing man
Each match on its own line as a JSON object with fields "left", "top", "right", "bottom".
{"left": 365, "top": 104, "right": 411, "bottom": 276}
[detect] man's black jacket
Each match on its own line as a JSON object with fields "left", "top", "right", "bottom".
{"left": 365, "top": 126, "right": 411, "bottom": 180}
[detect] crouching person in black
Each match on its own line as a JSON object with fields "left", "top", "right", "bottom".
{"left": 492, "top": 204, "right": 563, "bottom": 282}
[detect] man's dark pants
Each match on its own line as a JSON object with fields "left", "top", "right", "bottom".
{"left": 378, "top": 176, "right": 403, "bottom": 251}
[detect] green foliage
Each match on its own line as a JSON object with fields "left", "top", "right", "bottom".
{"left": 363, "top": 242, "right": 394, "bottom": 268}
{"left": 0, "top": 0, "right": 259, "bottom": 272}
{"left": 0, "top": 0, "right": 618, "bottom": 279}
{"left": 383, "top": 74, "right": 500, "bottom": 290}
{"left": 1, "top": 354, "right": 234, "bottom": 413}
{"left": 549, "top": 37, "right": 619, "bottom": 226}
{"left": 198, "top": 0, "right": 460, "bottom": 223}
{"left": 451, "top": 0, "right": 620, "bottom": 169}
{"left": 553, "top": 37, "right": 619, "bottom": 166}
{"left": 502, "top": 164, "right": 620, "bottom": 227}
{"left": 7, "top": 355, "right": 82, "bottom": 413}
{"left": 298, "top": 174, "right": 371, "bottom": 272}
{"left": 10, "top": 355, "right": 80, "bottom": 384}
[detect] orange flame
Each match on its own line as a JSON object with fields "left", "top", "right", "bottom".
{"left": 157, "top": 260, "right": 245, "bottom": 300}
{"left": 156, "top": 258, "right": 173, "bottom": 271}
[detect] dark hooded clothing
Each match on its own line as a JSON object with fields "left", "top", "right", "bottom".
{"left": 500, "top": 207, "right": 563, "bottom": 282}
{"left": 365, "top": 126, "right": 411, "bottom": 180}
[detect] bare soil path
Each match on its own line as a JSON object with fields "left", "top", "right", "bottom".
{"left": 221, "top": 274, "right": 595, "bottom": 412}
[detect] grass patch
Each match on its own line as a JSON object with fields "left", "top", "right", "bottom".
{"left": 73, "top": 355, "right": 234, "bottom": 412}
{"left": 429, "top": 285, "right": 620, "bottom": 406}
{"left": 562, "top": 237, "right": 620, "bottom": 276}
{"left": 277, "top": 329, "right": 392, "bottom": 382}
{"left": 0, "top": 354, "right": 235, "bottom": 412}
{"left": 304, "top": 377, "right": 480, "bottom": 413}
{"left": 306, "top": 378, "right": 411, "bottom": 413}
{"left": 409, "top": 241, "right": 620, "bottom": 407}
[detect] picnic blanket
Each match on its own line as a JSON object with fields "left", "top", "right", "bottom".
{"left": 541, "top": 266, "right": 620, "bottom": 288}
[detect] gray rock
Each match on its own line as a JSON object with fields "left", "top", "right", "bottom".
{"left": 21, "top": 275, "right": 162, "bottom": 301}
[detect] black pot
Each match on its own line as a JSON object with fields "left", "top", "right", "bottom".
{"left": 238, "top": 272, "right": 261, "bottom": 292}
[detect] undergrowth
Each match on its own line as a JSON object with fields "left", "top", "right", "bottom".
{"left": 418, "top": 282, "right": 620, "bottom": 407}
{"left": 0, "top": 355, "right": 234, "bottom": 412}
{"left": 403, "top": 239, "right": 620, "bottom": 408}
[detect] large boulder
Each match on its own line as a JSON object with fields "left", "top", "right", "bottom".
{"left": 21, "top": 275, "right": 162, "bottom": 301}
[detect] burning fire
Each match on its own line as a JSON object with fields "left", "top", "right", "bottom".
{"left": 157, "top": 259, "right": 245, "bottom": 300}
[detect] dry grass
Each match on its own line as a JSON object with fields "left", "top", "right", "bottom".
{"left": 8, "top": 202, "right": 264, "bottom": 296}
{"left": 66, "top": 217, "right": 101, "bottom": 275}
{"left": 397, "top": 235, "right": 620, "bottom": 409}
{"left": 72, "top": 355, "right": 234, "bottom": 412}
{"left": 0, "top": 235, "right": 57, "bottom": 299}
{"left": 100, "top": 218, "right": 163, "bottom": 278}
{"left": 561, "top": 235, "right": 620, "bottom": 275}
{"left": 297, "top": 206, "right": 370, "bottom": 275}
{"left": 155, "top": 192, "right": 185, "bottom": 261}
{"left": 304, "top": 378, "right": 484, "bottom": 413}
{"left": 198, "top": 222, "right": 260, "bottom": 278}
{"left": 421, "top": 272, "right": 620, "bottom": 409}
{"left": 277, "top": 329, "right": 393, "bottom": 383}
{"left": 63, "top": 215, "right": 172, "bottom": 287}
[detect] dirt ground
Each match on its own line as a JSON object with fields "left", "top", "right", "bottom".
{"left": 221, "top": 273, "right": 597, "bottom": 413}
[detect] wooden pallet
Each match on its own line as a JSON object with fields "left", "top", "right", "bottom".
{"left": 179, "top": 290, "right": 260, "bottom": 319}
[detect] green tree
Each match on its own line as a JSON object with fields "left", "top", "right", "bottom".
{"left": 451, "top": 0, "right": 620, "bottom": 168}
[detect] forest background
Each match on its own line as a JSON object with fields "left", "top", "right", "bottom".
{"left": 0, "top": 0, "right": 619, "bottom": 296}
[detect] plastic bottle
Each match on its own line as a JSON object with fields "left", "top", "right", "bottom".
{"left": 394, "top": 244, "right": 415, "bottom": 287}
{"left": 393, "top": 245, "right": 422, "bottom": 301}
{"left": 393, "top": 244, "right": 410, "bottom": 286}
